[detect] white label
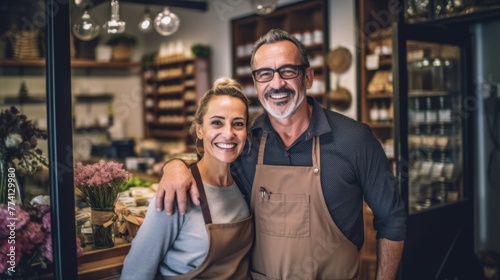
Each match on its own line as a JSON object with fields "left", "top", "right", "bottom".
{"left": 426, "top": 110, "right": 438, "bottom": 122}
{"left": 415, "top": 112, "right": 426, "bottom": 122}
{"left": 439, "top": 109, "right": 452, "bottom": 122}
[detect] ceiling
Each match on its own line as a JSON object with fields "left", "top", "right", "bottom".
{"left": 88, "top": 0, "right": 207, "bottom": 11}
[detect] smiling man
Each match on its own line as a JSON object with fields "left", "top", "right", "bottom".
{"left": 156, "top": 29, "right": 406, "bottom": 280}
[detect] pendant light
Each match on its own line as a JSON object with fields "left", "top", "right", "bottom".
{"left": 72, "top": 8, "right": 100, "bottom": 41}
{"left": 154, "top": 7, "right": 180, "bottom": 36}
{"left": 138, "top": 7, "right": 153, "bottom": 33}
{"left": 104, "top": 0, "right": 126, "bottom": 34}
{"left": 250, "top": 0, "right": 278, "bottom": 15}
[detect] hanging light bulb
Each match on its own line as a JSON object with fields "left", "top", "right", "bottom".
{"left": 154, "top": 7, "right": 180, "bottom": 36}
{"left": 138, "top": 7, "right": 153, "bottom": 33}
{"left": 104, "top": 0, "right": 126, "bottom": 34}
{"left": 73, "top": 9, "right": 100, "bottom": 41}
{"left": 250, "top": 0, "right": 278, "bottom": 15}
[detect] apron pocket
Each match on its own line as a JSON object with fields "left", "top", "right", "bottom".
{"left": 258, "top": 193, "right": 309, "bottom": 237}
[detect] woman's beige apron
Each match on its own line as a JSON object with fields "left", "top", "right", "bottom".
{"left": 250, "top": 131, "right": 359, "bottom": 280}
{"left": 164, "top": 164, "right": 253, "bottom": 280}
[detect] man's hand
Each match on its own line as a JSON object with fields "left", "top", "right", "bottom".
{"left": 155, "top": 159, "right": 200, "bottom": 215}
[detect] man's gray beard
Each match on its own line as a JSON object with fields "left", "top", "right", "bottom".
{"left": 264, "top": 92, "right": 305, "bottom": 119}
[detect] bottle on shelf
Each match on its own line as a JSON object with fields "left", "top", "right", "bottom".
{"left": 422, "top": 124, "right": 436, "bottom": 148}
{"left": 107, "top": 103, "right": 114, "bottom": 127}
{"left": 431, "top": 57, "right": 445, "bottom": 91}
{"left": 425, "top": 96, "right": 437, "bottom": 123}
{"left": 370, "top": 101, "right": 380, "bottom": 123}
{"left": 435, "top": 124, "right": 450, "bottom": 149}
{"left": 415, "top": 150, "right": 435, "bottom": 210}
{"left": 432, "top": 151, "right": 449, "bottom": 204}
{"left": 437, "top": 95, "right": 452, "bottom": 122}
{"left": 379, "top": 101, "right": 389, "bottom": 122}
{"left": 414, "top": 98, "right": 426, "bottom": 123}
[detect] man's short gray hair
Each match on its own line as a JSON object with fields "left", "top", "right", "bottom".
{"left": 250, "top": 29, "right": 310, "bottom": 69}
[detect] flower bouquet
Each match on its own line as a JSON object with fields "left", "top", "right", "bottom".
{"left": 0, "top": 198, "right": 84, "bottom": 278}
{"left": 74, "top": 160, "right": 130, "bottom": 249}
{"left": 0, "top": 106, "right": 48, "bottom": 204}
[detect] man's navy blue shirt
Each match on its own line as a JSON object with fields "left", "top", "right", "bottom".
{"left": 231, "top": 97, "right": 406, "bottom": 250}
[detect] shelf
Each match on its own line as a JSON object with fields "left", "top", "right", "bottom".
{"left": 1, "top": 95, "right": 46, "bottom": 104}
{"left": 367, "top": 122, "right": 393, "bottom": 129}
{"left": 231, "top": 0, "right": 329, "bottom": 108}
{"left": 366, "top": 92, "right": 393, "bottom": 99}
{"left": 157, "top": 107, "right": 184, "bottom": 112}
{"left": 408, "top": 90, "right": 450, "bottom": 98}
{"left": 155, "top": 57, "right": 195, "bottom": 66}
{"left": 149, "top": 129, "right": 188, "bottom": 138}
{"left": 74, "top": 94, "right": 114, "bottom": 102}
{"left": 74, "top": 125, "right": 110, "bottom": 133}
{"left": 0, "top": 58, "right": 140, "bottom": 69}
{"left": 408, "top": 5, "right": 500, "bottom": 27}
{"left": 409, "top": 121, "right": 457, "bottom": 126}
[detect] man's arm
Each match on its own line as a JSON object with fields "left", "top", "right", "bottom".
{"left": 155, "top": 159, "right": 199, "bottom": 215}
{"left": 376, "top": 238, "right": 404, "bottom": 280}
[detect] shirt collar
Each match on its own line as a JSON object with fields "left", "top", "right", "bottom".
{"left": 251, "top": 96, "right": 332, "bottom": 141}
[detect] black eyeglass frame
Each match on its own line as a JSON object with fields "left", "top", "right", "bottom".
{"left": 251, "top": 64, "right": 309, "bottom": 83}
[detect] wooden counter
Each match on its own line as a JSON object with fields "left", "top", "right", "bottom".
{"left": 39, "top": 238, "right": 131, "bottom": 280}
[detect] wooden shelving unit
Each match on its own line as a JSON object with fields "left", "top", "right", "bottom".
{"left": 357, "top": 1, "right": 398, "bottom": 279}
{"left": 0, "top": 58, "right": 140, "bottom": 68}
{"left": 142, "top": 57, "right": 210, "bottom": 149}
{"left": 231, "top": 0, "right": 329, "bottom": 120}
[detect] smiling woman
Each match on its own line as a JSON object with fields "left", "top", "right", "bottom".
{"left": 120, "top": 78, "right": 254, "bottom": 280}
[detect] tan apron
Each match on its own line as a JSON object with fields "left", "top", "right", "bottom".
{"left": 164, "top": 164, "right": 253, "bottom": 280}
{"left": 250, "top": 131, "right": 359, "bottom": 280}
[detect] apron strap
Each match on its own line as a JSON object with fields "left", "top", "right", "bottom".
{"left": 190, "top": 164, "right": 212, "bottom": 225}
{"left": 257, "top": 131, "right": 268, "bottom": 165}
{"left": 259, "top": 130, "right": 320, "bottom": 168}
{"left": 312, "top": 135, "right": 320, "bottom": 168}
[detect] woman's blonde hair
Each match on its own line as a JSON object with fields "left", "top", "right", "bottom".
{"left": 189, "top": 77, "right": 250, "bottom": 138}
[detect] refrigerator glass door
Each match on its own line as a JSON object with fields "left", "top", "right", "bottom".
{"left": 406, "top": 42, "right": 464, "bottom": 214}
{"left": 393, "top": 23, "right": 479, "bottom": 280}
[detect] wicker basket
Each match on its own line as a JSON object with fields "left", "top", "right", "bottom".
{"left": 13, "top": 30, "right": 40, "bottom": 59}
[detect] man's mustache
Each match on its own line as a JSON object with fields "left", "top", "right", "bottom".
{"left": 264, "top": 88, "right": 295, "bottom": 98}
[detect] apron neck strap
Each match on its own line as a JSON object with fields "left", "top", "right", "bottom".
{"left": 258, "top": 130, "right": 320, "bottom": 167}
{"left": 190, "top": 164, "right": 212, "bottom": 224}
{"left": 257, "top": 130, "right": 268, "bottom": 165}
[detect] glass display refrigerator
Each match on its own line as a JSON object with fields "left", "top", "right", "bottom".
{"left": 392, "top": 23, "right": 483, "bottom": 279}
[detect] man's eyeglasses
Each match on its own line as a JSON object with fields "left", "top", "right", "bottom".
{"left": 252, "top": 64, "right": 308, "bottom": 83}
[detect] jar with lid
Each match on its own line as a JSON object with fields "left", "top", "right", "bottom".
{"left": 302, "top": 30, "right": 312, "bottom": 46}
{"left": 313, "top": 29, "right": 323, "bottom": 44}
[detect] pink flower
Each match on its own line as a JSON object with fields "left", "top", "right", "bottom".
{"left": 42, "top": 235, "right": 52, "bottom": 262}
{"left": 74, "top": 160, "right": 131, "bottom": 209}
{"left": 0, "top": 204, "right": 83, "bottom": 274}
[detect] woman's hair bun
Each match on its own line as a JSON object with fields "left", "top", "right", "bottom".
{"left": 212, "top": 77, "right": 243, "bottom": 92}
